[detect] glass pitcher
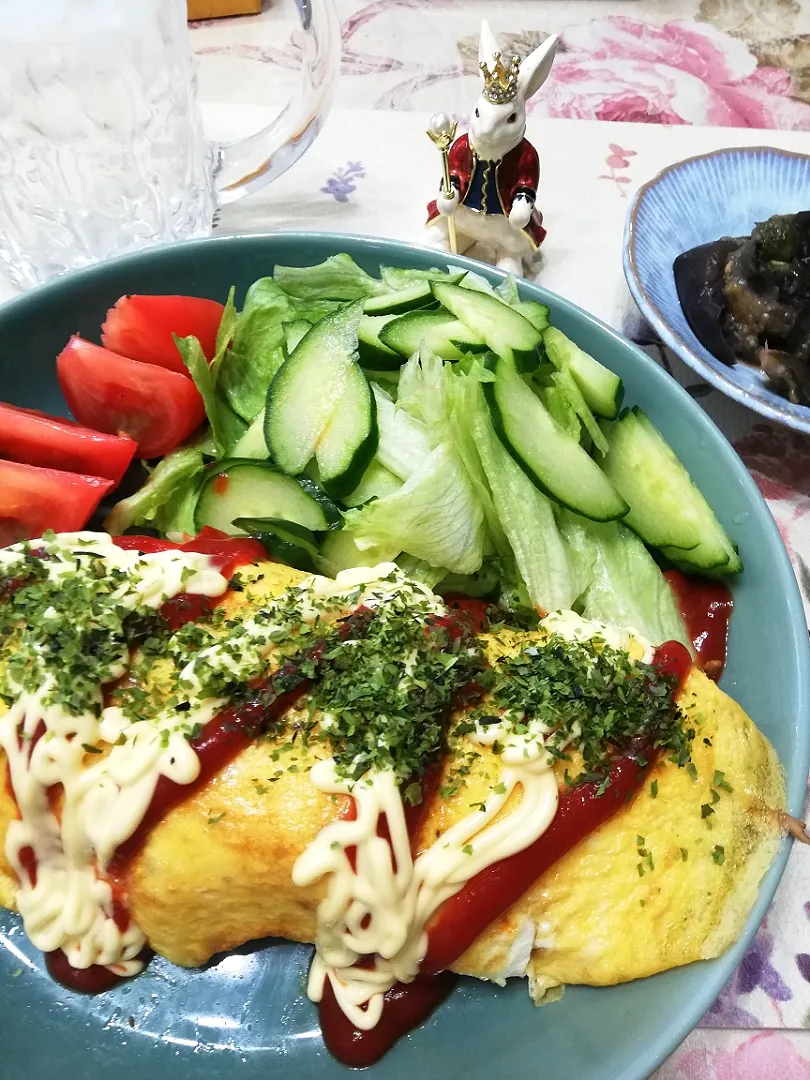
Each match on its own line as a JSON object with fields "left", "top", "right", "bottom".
{"left": 0, "top": 0, "right": 341, "bottom": 288}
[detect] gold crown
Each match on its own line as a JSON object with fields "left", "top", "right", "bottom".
{"left": 479, "top": 52, "right": 520, "bottom": 105}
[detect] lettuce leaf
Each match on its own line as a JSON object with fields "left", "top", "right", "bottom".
{"left": 273, "top": 254, "right": 388, "bottom": 300}
{"left": 372, "top": 384, "right": 431, "bottom": 480}
{"left": 564, "top": 515, "right": 691, "bottom": 649}
{"left": 466, "top": 381, "right": 579, "bottom": 613}
{"left": 104, "top": 447, "right": 204, "bottom": 537}
{"left": 176, "top": 333, "right": 246, "bottom": 458}
{"left": 344, "top": 441, "right": 485, "bottom": 575}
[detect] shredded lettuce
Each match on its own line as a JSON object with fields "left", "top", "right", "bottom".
{"left": 495, "top": 274, "right": 520, "bottom": 306}
{"left": 342, "top": 458, "right": 403, "bottom": 508}
{"left": 395, "top": 554, "right": 447, "bottom": 588}
{"left": 345, "top": 441, "right": 484, "bottom": 575}
{"left": 175, "top": 333, "right": 246, "bottom": 458}
{"left": 273, "top": 254, "right": 388, "bottom": 301}
{"left": 104, "top": 447, "right": 204, "bottom": 537}
{"left": 371, "top": 384, "right": 431, "bottom": 480}
{"left": 467, "top": 380, "right": 579, "bottom": 613}
{"left": 216, "top": 279, "right": 291, "bottom": 422}
{"left": 562, "top": 515, "right": 691, "bottom": 649}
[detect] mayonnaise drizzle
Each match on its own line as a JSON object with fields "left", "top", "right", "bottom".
{"left": 0, "top": 533, "right": 229, "bottom": 973}
{"left": 294, "top": 610, "right": 653, "bottom": 1030}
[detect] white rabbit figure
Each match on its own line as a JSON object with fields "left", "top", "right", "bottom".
{"left": 426, "top": 21, "right": 558, "bottom": 277}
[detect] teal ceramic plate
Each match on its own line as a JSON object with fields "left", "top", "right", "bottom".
{"left": 0, "top": 234, "right": 807, "bottom": 1080}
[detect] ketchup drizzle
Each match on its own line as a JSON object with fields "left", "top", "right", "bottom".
{"left": 664, "top": 570, "right": 733, "bottom": 680}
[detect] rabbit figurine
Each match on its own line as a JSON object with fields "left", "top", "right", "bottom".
{"left": 426, "top": 22, "right": 558, "bottom": 277}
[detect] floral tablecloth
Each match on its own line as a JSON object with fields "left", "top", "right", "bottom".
{"left": 194, "top": 2, "right": 810, "bottom": 1076}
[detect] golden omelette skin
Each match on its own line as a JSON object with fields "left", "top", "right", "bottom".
{"left": 0, "top": 561, "right": 786, "bottom": 996}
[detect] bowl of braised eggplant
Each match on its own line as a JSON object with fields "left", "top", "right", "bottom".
{"left": 623, "top": 146, "right": 810, "bottom": 432}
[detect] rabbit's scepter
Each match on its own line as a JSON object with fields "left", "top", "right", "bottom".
{"left": 425, "top": 22, "right": 558, "bottom": 277}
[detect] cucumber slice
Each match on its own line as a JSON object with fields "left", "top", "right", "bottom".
{"left": 600, "top": 408, "right": 739, "bottom": 569}
{"left": 316, "top": 527, "right": 399, "bottom": 578}
{"left": 513, "top": 300, "right": 550, "bottom": 332}
{"left": 484, "top": 354, "right": 628, "bottom": 522}
{"left": 314, "top": 364, "right": 378, "bottom": 499}
{"left": 379, "top": 310, "right": 487, "bottom": 361}
{"left": 232, "top": 516, "right": 319, "bottom": 573}
{"left": 364, "top": 281, "right": 435, "bottom": 315}
{"left": 432, "top": 281, "right": 542, "bottom": 367}
{"left": 230, "top": 409, "right": 269, "bottom": 460}
{"left": 265, "top": 301, "right": 364, "bottom": 477}
{"left": 550, "top": 366, "right": 608, "bottom": 454}
{"left": 543, "top": 327, "right": 623, "bottom": 420}
{"left": 195, "top": 460, "right": 332, "bottom": 535}
{"left": 541, "top": 384, "right": 580, "bottom": 442}
{"left": 283, "top": 319, "right": 312, "bottom": 354}
{"left": 342, "top": 459, "right": 403, "bottom": 508}
{"left": 357, "top": 315, "right": 402, "bottom": 370}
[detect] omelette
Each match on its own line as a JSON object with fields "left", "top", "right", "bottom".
{"left": 0, "top": 532, "right": 788, "bottom": 1061}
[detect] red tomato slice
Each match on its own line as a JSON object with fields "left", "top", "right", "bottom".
{"left": 0, "top": 401, "right": 137, "bottom": 484}
{"left": 0, "top": 459, "right": 114, "bottom": 547}
{"left": 101, "top": 294, "right": 225, "bottom": 375}
{"left": 56, "top": 336, "right": 206, "bottom": 459}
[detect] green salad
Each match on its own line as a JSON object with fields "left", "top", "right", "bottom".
{"left": 103, "top": 253, "right": 741, "bottom": 647}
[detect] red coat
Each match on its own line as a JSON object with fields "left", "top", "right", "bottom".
{"left": 426, "top": 133, "right": 546, "bottom": 248}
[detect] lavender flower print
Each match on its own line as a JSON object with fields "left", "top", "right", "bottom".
{"left": 702, "top": 924, "right": 792, "bottom": 1029}
{"left": 321, "top": 161, "right": 365, "bottom": 202}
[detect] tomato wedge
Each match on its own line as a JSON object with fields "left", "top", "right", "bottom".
{"left": 0, "top": 401, "right": 137, "bottom": 484}
{"left": 0, "top": 459, "right": 114, "bottom": 547}
{"left": 101, "top": 294, "right": 225, "bottom": 374}
{"left": 56, "top": 336, "right": 206, "bottom": 459}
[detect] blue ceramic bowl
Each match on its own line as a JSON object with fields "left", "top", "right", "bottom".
{"left": 623, "top": 146, "right": 810, "bottom": 432}
{"left": 1, "top": 233, "right": 808, "bottom": 1080}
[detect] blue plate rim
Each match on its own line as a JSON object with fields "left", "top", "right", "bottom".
{"left": 622, "top": 145, "right": 810, "bottom": 434}
{"left": 2, "top": 229, "right": 809, "bottom": 1080}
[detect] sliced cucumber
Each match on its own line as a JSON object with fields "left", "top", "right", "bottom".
{"left": 550, "top": 367, "right": 608, "bottom": 454}
{"left": 283, "top": 319, "right": 312, "bottom": 354}
{"left": 357, "top": 315, "right": 402, "bottom": 370}
{"left": 543, "top": 327, "right": 623, "bottom": 420}
{"left": 232, "top": 516, "right": 319, "bottom": 573}
{"left": 513, "top": 300, "right": 550, "bottom": 332}
{"left": 484, "top": 354, "right": 628, "bottom": 522}
{"left": 364, "top": 281, "right": 435, "bottom": 315}
{"left": 379, "top": 310, "right": 487, "bottom": 361}
{"left": 231, "top": 409, "right": 269, "bottom": 460}
{"left": 316, "top": 527, "right": 399, "bottom": 578}
{"left": 599, "top": 408, "right": 739, "bottom": 568}
{"left": 342, "top": 459, "right": 403, "bottom": 508}
{"left": 265, "top": 301, "right": 363, "bottom": 477}
{"left": 314, "top": 364, "right": 378, "bottom": 499}
{"left": 541, "top": 384, "right": 580, "bottom": 442}
{"left": 195, "top": 460, "right": 332, "bottom": 535}
{"left": 432, "top": 281, "right": 542, "bottom": 367}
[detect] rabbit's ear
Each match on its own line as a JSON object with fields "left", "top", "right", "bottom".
{"left": 517, "top": 34, "right": 559, "bottom": 101}
{"left": 478, "top": 20, "right": 501, "bottom": 71}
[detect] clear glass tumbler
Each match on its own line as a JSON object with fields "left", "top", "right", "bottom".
{"left": 0, "top": 0, "right": 341, "bottom": 288}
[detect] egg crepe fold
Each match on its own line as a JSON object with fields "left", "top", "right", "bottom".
{"left": 0, "top": 560, "right": 786, "bottom": 997}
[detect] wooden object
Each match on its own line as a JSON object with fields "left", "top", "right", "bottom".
{"left": 187, "top": 0, "right": 261, "bottom": 20}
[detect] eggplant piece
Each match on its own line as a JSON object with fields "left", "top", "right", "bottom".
{"left": 673, "top": 239, "right": 740, "bottom": 366}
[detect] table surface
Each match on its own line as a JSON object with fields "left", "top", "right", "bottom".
{"left": 5, "top": 1, "right": 810, "bottom": 1077}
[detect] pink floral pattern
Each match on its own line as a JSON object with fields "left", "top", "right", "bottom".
{"left": 666, "top": 1032, "right": 810, "bottom": 1080}
{"left": 530, "top": 18, "right": 810, "bottom": 129}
